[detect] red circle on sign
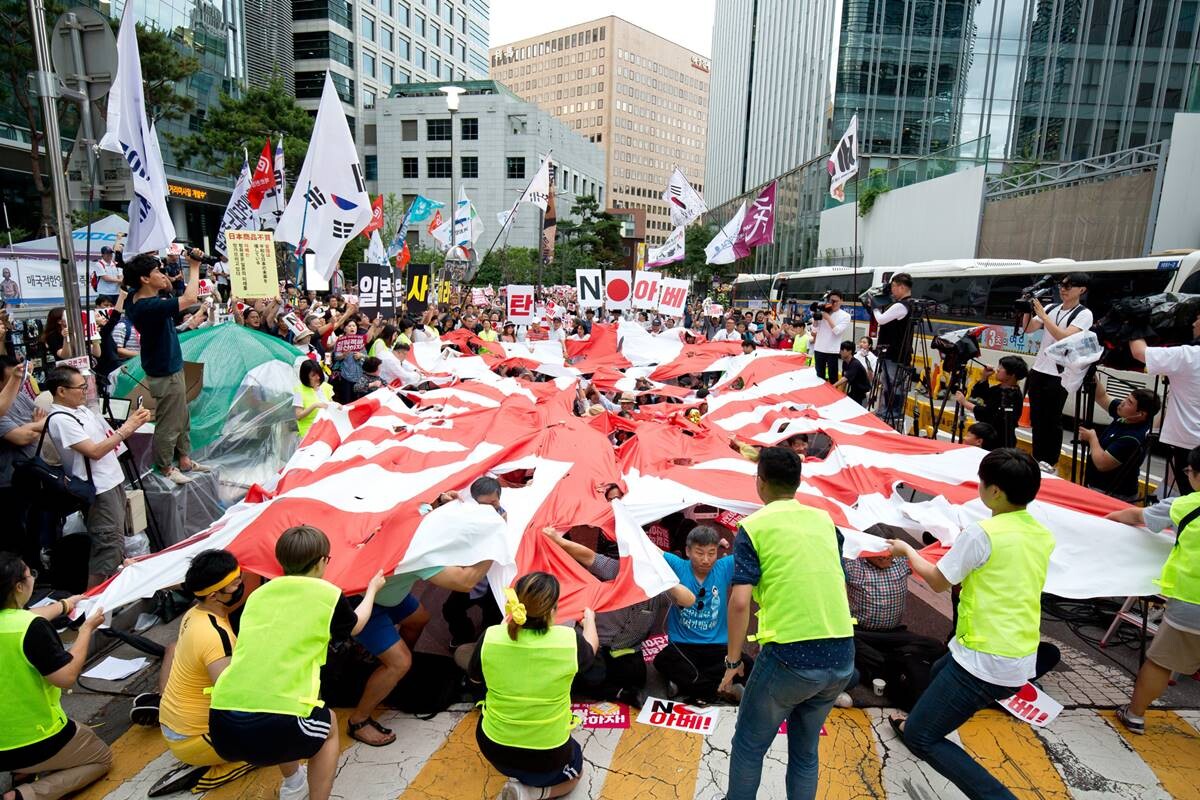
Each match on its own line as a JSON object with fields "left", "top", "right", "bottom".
{"left": 608, "top": 279, "right": 630, "bottom": 301}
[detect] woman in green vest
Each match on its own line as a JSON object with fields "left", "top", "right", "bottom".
{"left": 1107, "top": 444, "right": 1200, "bottom": 735}
{"left": 207, "top": 526, "right": 384, "bottom": 800}
{"left": 294, "top": 359, "right": 335, "bottom": 440}
{"left": 467, "top": 572, "right": 598, "bottom": 800}
{"left": 0, "top": 554, "right": 111, "bottom": 800}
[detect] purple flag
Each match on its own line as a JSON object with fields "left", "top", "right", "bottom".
{"left": 733, "top": 180, "right": 776, "bottom": 258}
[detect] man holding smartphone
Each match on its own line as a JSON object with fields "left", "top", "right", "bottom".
{"left": 123, "top": 249, "right": 207, "bottom": 485}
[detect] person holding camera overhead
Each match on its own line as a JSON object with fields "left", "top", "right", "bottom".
{"left": 1021, "top": 272, "right": 1093, "bottom": 470}
{"left": 867, "top": 272, "right": 915, "bottom": 425}
{"left": 812, "top": 291, "right": 851, "bottom": 383}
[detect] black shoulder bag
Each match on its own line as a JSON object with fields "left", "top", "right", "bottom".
{"left": 12, "top": 410, "right": 96, "bottom": 514}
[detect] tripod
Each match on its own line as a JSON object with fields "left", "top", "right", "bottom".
{"left": 1069, "top": 364, "right": 1099, "bottom": 485}
{"left": 930, "top": 360, "right": 971, "bottom": 443}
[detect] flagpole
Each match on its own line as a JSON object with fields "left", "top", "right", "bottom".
{"left": 296, "top": 179, "right": 311, "bottom": 291}
{"left": 852, "top": 169, "right": 859, "bottom": 340}
{"left": 481, "top": 151, "right": 551, "bottom": 265}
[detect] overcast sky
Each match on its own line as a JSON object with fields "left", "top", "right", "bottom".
{"left": 488, "top": 0, "right": 716, "bottom": 57}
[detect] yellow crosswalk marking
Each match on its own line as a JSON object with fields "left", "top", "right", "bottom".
{"left": 70, "top": 724, "right": 167, "bottom": 800}
{"left": 598, "top": 723, "right": 702, "bottom": 799}
{"left": 1100, "top": 709, "right": 1200, "bottom": 799}
{"left": 957, "top": 710, "right": 1072, "bottom": 799}
{"left": 398, "top": 711, "right": 508, "bottom": 799}
{"left": 818, "top": 708, "right": 885, "bottom": 799}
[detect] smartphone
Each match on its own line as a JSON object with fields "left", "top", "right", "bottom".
{"left": 136, "top": 396, "right": 145, "bottom": 410}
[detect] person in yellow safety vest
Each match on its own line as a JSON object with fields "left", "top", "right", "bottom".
{"left": 207, "top": 527, "right": 385, "bottom": 800}
{"left": 0, "top": 553, "right": 111, "bottom": 800}
{"left": 294, "top": 359, "right": 335, "bottom": 440}
{"left": 887, "top": 448, "right": 1055, "bottom": 800}
{"left": 145, "top": 550, "right": 256, "bottom": 797}
{"left": 719, "top": 447, "right": 856, "bottom": 800}
{"left": 1106, "top": 444, "right": 1200, "bottom": 735}
{"left": 467, "top": 572, "right": 599, "bottom": 800}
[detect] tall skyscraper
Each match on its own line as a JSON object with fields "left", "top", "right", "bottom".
{"left": 490, "top": 17, "right": 710, "bottom": 247}
{"left": 246, "top": 0, "right": 295, "bottom": 92}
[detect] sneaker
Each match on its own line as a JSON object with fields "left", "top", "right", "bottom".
{"left": 130, "top": 692, "right": 161, "bottom": 727}
{"left": 279, "top": 765, "right": 308, "bottom": 800}
{"left": 182, "top": 461, "right": 212, "bottom": 473}
{"left": 164, "top": 468, "right": 193, "bottom": 485}
{"left": 497, "top": 779, "right": 533, "bottom": 800}
{"left": 148, "top": 763, "right": 208, "bottom": 797}
{"left": 834, "top": 691, "right": 853, "bottom": 708}
{"left": 1116, "top": 705, "right": 1145, "bottom": 735}
{"left": 1038, "top": 461, "right": 1057, "bottom": 474}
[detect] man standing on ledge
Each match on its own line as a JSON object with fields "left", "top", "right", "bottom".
{"left": 123, "top": 250, "right": 209, "bottom": 485}
{"left": 720, "top": 447, "right": 855, "bottom": 800}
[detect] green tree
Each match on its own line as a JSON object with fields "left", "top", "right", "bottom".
{"left": 171, "top": 78, "right": 314, "bottom": 177}
{"left": 380, "top": 193, "right": 406, "bottom": 246}
{"left": 475, "top": 246, "right": 538, "bottom": 286}
{"left": 557, "top": 195, "right": 623, "bottom": 267}
{"left": 338, "top": 235, "right": 368, "bottom": 277}
{"left": 659, "top": 223, "right": 740, "bottom": 287}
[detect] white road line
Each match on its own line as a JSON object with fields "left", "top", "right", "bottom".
{"left": 331, "top": 708, "right": 469, "bottom": 800}
{"left": 867, "top": 708, "right": 968, "bottom": 800}
{"left": 1036, "top": 708, "right": 1171, "bottom": 799}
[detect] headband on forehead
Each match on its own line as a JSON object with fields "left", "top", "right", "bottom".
{"left": 193, "top": 567, "right": 241, "bottom": 597}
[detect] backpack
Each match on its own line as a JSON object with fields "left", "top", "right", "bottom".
{"left": 387, "top": 653, "right": 466, "bottom": 718}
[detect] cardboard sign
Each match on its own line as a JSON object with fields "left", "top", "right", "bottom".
{"left": 334, "top": 334, "right": 366, "bottom": 355}
{"left": 225, "top": 230, "right": 276, "bottom": 298}
{"left": 281, "top": 312, "right": 309, "bottom": 339}
{"left": 637, "top": 698, "right": 720, "bottom": 735}
{"left": 357, "top": 262, "right": 404, "bottom": 319}
{"left": 571, "top": 702, "right": 630, "bottom": 730}
{"left": 471, "top": 288, "right": 487, "bottom": 306}
{"left": 632, "top": 271, "right": 660, "bottom": 310}
{"left": 576, "top": 269, "right": 604, "bottom": 309}
{"left": 658, "top": 278, "right": 690, "bottom": 318}
{"left": 999, "top": 683, "right": 1063, "bottom": 727}
{"left": 706, "top": 303, "right": 724, "bottom": 318}
{"left": 506, "top": 284, "right": 535, "bottom": 325}
{"left": 605, "top": 270, "right": 632, "bottom": 311}
{"left": 197, "top": 278, "right": 214, "bottom": 297}
{"left": 640, "top": 633, "right": 669, "bottom": 663}
{"left": 714, "top": 510, "right": 746, "bottom": 532}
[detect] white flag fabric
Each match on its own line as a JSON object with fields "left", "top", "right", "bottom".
{"left": 662, "top": 167, "right": 707, "bottom": 228}
{"left": 828, "top": 115, "right": 859, "bottom": 202}
{"left": 704, "top": 202, "right": 746, "bottom": 265}
{"left": 645, "top": 225, "right": 686, "bottom": 269}
{"left": 520, "top": 156, "right": 552, "bottom": 211}
{"left": 274, "top": 73, "right": 371, "bottom": 279}
{"left": 215, "top": 160, "right": 256, "bottom": 256}
{"left": 431, "top": 187, "right": 484, "bottom": 249}
{"left": 366, "top": 230, "right": 387, "bottom": 264}
{"left": 146, "top": 122, "right": 169, "bottom": 198}
{"left": 98, "top": 1, "right": 175, "bottom": 253}
{"left": 257, "top": 137, "right": 288, "bottom": 229}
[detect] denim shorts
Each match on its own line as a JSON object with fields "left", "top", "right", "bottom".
{"left": 353, "top": 593, "right": 421, "bottom": 656}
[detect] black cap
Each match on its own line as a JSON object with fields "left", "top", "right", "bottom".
{"left": 1061, "top": 271, "right": 1091, "bottom": 288}
{"left": 100, "top": 246, "right": 113, "bottom": 254}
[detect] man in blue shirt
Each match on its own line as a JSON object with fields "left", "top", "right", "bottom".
{"left": 653, "top": 525, "right": 751, "bottom": 703}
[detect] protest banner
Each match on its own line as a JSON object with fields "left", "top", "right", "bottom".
{"left": 632, "top": 271, "right": 660, "bottom": 310}
{"left": 999, "top": 683, "right": 1063, "bottom": 727}
{"left": 506, "top": 284, "right": 535, "bottom": 325}
{"left": 225, "top": 230, "right": 276, "bottom": 298}
{"left": 404, "top": 263, "right": 432, "bottom": 315}
{"left": 706, "top": 303, "right": 724, "bottom": 318}
{"left": 571, "top": 702, "right": 630, "bottom": 730}
{"left": 658, "top": 278, "right": 690, "bottom": 317}
{"left": 605, "top": 270, "right": 632, "bottom": 311}
{"left": 640, "top": 634, "right": 669, "bottom": 663}
{"left": 471, "top": 288, "right": 487, "bottom": 306}
{"left": 357, "top": 262, "right": 404, "bottom": 319}
{"left": 334, "top": 333, "right": 366, "bottom": 355}
{"left": 576, "top": 270, "right": 604, "bottom": 309}
{"left": 281, "top": 312, "right": 309, "bottom": 339}
{"left": 636, "top": 698, "right": 720, "bottom": 735}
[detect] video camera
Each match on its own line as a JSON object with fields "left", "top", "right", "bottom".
{"left": 858, "top": 284, "right": 890, "bottom": 309}
{"left": 1094, "top": 292, "right": 1200, "bottom": 369}
{"left": 931, "top": 326, "right": 983, "bottom": 372}
{"left": 809, "top": 291, "right": 834, "bottom": 321}
{"left": 1012, "top": 275, "right": 1056, "bottom": 315}
{"left": 176, "top": 241, "right": 221, "bottom": 267}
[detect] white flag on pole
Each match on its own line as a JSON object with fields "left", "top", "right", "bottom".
{"left": 366, "top": 230, "right": 387, "bottom": 264}
{"left": 645, "top": 225, "right": 686, "bottom": 269}
{"left": 98, "top": 1, "right": 175, "bottom": 253}
{"left": 520, "top": 156, "right": 552, "bottom": 211}
{"left": 704, "top": 202, "right": 746, "bottom": 265}
{"left": 828, "top": 115, "right": 859, "bottom": 202}
{"left": 215, "top": 160, "right": 256, "bottom": 256}
{"left": 274, "top": 73, "right": 371, "bottom": 279}
{"left": 662, "top": 167, "right": 707, "bottom": 228}
{"left": 431, "top": 187, "right": 484, "bottom": 249}
{"left": 146, "top": 122, "right": 169, "bottom": 198}
{"left": 257, "top": 137, "right": 288, "bottom": 229}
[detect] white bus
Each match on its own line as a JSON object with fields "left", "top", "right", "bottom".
{"left": 729, "top": 273, "right": 774, "bottom": 310}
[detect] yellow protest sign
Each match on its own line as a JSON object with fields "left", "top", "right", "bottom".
{"left": 226, "top": 230, "right": 277, "bottom": 298}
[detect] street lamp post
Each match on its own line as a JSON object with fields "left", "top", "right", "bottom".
{"left": 440, "top": 86, "right": 465, "bottom": 283}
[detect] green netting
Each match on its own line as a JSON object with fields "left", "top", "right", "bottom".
{"left": 113, "top": 323, "right": 303, "bottom": 452}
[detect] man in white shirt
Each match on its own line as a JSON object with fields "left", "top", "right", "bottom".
{"left": 1131, "top": 308, "right": 1200, "bottom": 495}
{"left": 45, "top": 365, "right": 151, "bottom": 586}
{"left": 1021, "top": 272, "right": 1094, "bottom": 467}
{"left": 868, "top": 273, "right": 915, "bottom": 425}
{"left": 90, "top": 247, "right": 122, "bottom": 305}
{"left": 712, "top": 318, "right": 741, "bottom": 342}
{"left": 812, "top": 291, "right": 852, "bottom": 383}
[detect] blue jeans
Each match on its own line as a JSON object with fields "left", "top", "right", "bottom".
{"left": 726, "top": 645, "right": 854, "bottom": 800}
{"left": 902, "top": 654, "right": 1018, "bottom": 800}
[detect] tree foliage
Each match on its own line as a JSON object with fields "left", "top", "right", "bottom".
{"left": 556, "top": 194, "right": 624, "bottom": 267}
{"left": 171, "top": 78, "right": 314, "bottom": 177}
{"left": 475, "top": 247, "right": 538, "bottom": 286}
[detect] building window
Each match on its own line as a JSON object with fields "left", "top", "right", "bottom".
{"left": 380, "top": 0, "right": 391, "bottom": 12}
{"left": 414, "top": 13, "right": 425, "bottom": 35}
{"left": 402, "top": 157, "right": 418, "bottom": 178}
{"left": 506, "top": 156, "right": 525, "bottom": 179}
{"left": 431, "top": 55, "right": 440, "bottom": 75}
{"left": 398, "top": 2, "right": 409, "bottom": 25}
{"left": 443, "top": 33, "right": 454, "bottom": 55}
{"left": 427, "top": 156, "right": 452, "bottom": 178}
{"left": 458, "top": 40, "right": 466, "bottom": 61}
{"left": 361, "top": 14, "right": 375, "bottom": 40}
{"left": 401, "top": 119, "right": 418, "bottom": 140}
{"left": 399, "top": 36, "right": 410, "bottom": 59}
{"left": 461, "top": 156, "right": 478, "bottom": 178}
{"left": 293, "top": 0, "right": 352, "bottom": 27}
{"left": 441, "top": 0, "right": 451, "bottom": 22}
{"left": 398, "top": 68, "right": 411, "bottom": 83}
{"left": 416, "top": 45, "right": 426, "bottom": 69}
{"left": 427, "top": 118, "right": 451, "bottom": 140}
{"left": 362, "top": 88, "right": 375, "bottom": 108}
{"left": 362, "top": 50, "right": 376, "bottom": 76}
{"left": 293, "top": 31, "right": 354, "bottom": 68}
{"left": 460, "top": 117, "right": 478, "bottom": 139}
{"left": 441, "top": 61, "right": 451, "bottom": 80}
{"left": 431, "top": 25, "right": 439, "bottom": 47}
{"left": 382, "top": 61, "right": 394, "bottom": 84}
{"left": 380, "top": 26, "right": 393, "bottom": 50}
{"left": 296, "top": 71, "right": 354, "bottom": 104}
{"left": 364, "top": 154, "right": 378, "bottom": 180}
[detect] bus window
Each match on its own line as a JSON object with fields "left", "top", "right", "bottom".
{"left": 1179, "top": 270, "right": 1200, "bottom": 294}
{"left": 912, "top": 276, "right": 991, "bottom": 324}
{"left": 987, "top": 275, "right": 1030, "bottom": 323}
{"left": 1084, "top": 270, "right": 1173, "bottom": 317}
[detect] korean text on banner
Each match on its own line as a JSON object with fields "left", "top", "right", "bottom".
{"left": 605, "top": 271, "right": 632, "bottom": 311}
{"left": 404, "top": 263, "right": 432, "bottom": 316}
{"left": 225, "top": 230, "right": 276, "bottom": 298}
{"left": 999, "top": 683, "right": 1064, "bottom": 727}
{"left": 631, "top": 271, "right": 660, "bottom": 310}
{"left": 658, "top": 278, "right": 689, "bottom": 317}
{"left": 506, "top": 284, "right": 535, "bottom": 325}
{"left": 576, "top": 269, "right": 604, "bottom": 309}
{"left": 357, "top": 262, "right": 403, "bottom": 319}
{"left": 636, "top": 698, "right": 719, "bottom": 735}
{"left": 334, "top": 333, "right": 366, "bottom": 355}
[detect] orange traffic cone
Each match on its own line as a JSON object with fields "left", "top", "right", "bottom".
{"left": 1019, "top": 396, "right": 1031, "bottom": 427}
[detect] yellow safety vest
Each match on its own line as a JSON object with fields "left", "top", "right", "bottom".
{"left": 956, "top": 510, "right": 1055, "bottom": 658}
{"left": 1158, "top": 491, "right": 1200, "bottom": 604}
{"left": 741, "top": 499, "right": 854, "bottom": 644}
{"left": 0, "top": 609, "right": 68, "bottom": 751}
{"left": 209, "top": 576, "right": 340, "bottom": 717}
{"left": 295, "top": 382, "right": 333, "bottom": 438}
{"left": 480, "top": 624, "right": 578, "bottom": 750}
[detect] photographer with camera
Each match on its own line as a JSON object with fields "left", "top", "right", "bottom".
{"left": 811, "top": 291, "right": 851, "bottom": 383}
{"left": 954, "top": 356, "right": 1028, "bottom": 449}
{"left": 1021, "top": 272, "right": 1093, "bottom": 469}
{"left": 1076, "top": 378, "right": 1159, "bottom": 499}
{"left": 1130, "top": 308, "right": 1200, "bottom": 495}
{"left": 865, "top": 273, "right": 915, "bottom": 424}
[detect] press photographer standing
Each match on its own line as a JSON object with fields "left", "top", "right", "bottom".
{"left": 869, "top": 272, "right": 915, "bottom": 425}
{"left": 1130, "top": 307, "right": 1200, "bottom": 495}
{"left": 812, "top": 291, "right": 851, "bottom": 383}
{"left": 1022, "top": 272, "right": 1093, "bottom": 469}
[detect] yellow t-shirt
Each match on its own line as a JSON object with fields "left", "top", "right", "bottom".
{"left": 159, "top": 606, "right": 236, "bottom": 736}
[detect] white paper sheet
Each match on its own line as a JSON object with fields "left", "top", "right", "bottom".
{"left": 82, "top": 656, "right": 148, "bottom": 681}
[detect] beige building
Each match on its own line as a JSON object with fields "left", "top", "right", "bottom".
{"left": 490, "top": 17, "right": 709, "bottom": 248}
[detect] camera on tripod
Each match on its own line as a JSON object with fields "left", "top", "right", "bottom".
{"left": 858, "top": 284, "right": 890, "bottom": 309}
{"left": 1012, "top": 275, "right": 1056, "bottom": 315}
{"left": 931, "top": 326, "right": 983, "bottom": 373}
{"left": 1095, "top": 292, "right": 1200, "bottom": 369}
{"left": 809, "top": 291, "right": 834, "bottom": 321}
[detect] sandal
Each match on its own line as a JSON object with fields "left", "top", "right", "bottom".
{"left": 888, "top": 715, "right": 906, "bottom": 739}
{"left": 347, "top": 717, "right": 395, "bottom": 746}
